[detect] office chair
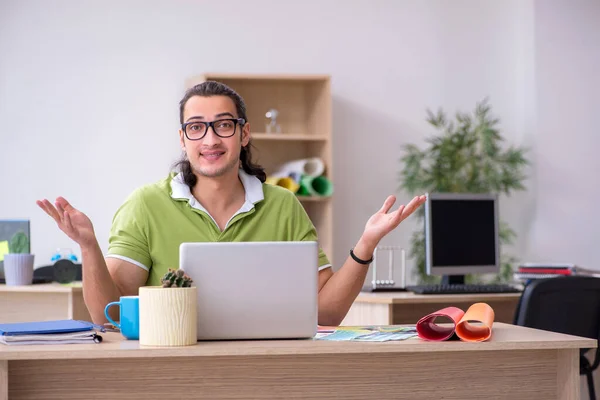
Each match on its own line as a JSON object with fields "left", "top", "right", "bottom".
{"left": 513, "top": 276, "right": 600, "bottom": 400}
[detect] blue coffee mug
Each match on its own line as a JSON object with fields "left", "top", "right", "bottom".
{"left": 104, "top": 296, "right": 139, "bottom": 340}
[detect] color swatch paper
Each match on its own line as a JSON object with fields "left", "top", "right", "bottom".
{"left": 316, "top": 325, "right": 417, "bottom": 342}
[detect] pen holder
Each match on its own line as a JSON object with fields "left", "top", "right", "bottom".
{"left": 138, "top": 286, "right": 197, "bottom": 346}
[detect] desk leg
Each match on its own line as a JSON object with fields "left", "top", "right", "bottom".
{"left": 69, "top": 292, "right": 92, "bottom": 322}
{"left": 557, "top": 349, "right": 579, "bottom": 400}
{"left": 0, "top": 360, "right": 7, "bottom": 400}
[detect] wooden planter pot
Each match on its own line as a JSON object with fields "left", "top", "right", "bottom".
{"left": 138, "top": 286, "right": 197, "bottom": 346}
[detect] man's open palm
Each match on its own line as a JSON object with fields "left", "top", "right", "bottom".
{"left": 361, "top": 195, "right": 426, "bottom": 246}
{"left": 36, "top": 197, "right": 96, "bottom": 248}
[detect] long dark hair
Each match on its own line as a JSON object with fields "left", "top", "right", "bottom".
{"left": 173, "top": 80, "right": 266, "bottom": 188}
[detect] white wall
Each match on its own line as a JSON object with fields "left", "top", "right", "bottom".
{"left": 0, "top": 0, "right": 538, "bottom": 277}
{"left": 529, "top": 1, "right": 600, "bottom": 398}
{"left": 4, "top": 0, "right": 598, "bottom": 283}
{"left": 526, "top": 0, "right": 600, "bottom": 271}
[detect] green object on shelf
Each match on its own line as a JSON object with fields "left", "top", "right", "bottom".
{"left": 297, "top": 182, "right": 312, "bottom": 196}
{"left": 298, "top": 175, "right": 333, "bottom": 197}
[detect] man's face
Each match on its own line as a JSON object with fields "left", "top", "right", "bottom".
{"left": 179, "top": 95, "right": 250, "bottom": 179}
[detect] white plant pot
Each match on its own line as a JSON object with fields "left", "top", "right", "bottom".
{"left": 139, "top": 286, "right": 197, "bottom": 346}
{"left": 3, "top": 254, "right": 34, "bottom": 286}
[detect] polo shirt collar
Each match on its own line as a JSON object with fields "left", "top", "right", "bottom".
{"left": 170, "top": 168, "right": 264, "bottom": 212}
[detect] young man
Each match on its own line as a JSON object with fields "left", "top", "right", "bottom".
{"left": 37, "top": 81, "right": 426, "bottom": 326}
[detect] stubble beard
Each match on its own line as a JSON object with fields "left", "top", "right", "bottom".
{"left": 194, "top": 154, "right": 240, "bottom": 178}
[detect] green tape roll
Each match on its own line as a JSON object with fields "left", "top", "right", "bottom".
{"left": 298, "top": 175, "right": 333, "bottom": 197}
{"left": 296, "top": 182, "right": 311, "bottom": 196}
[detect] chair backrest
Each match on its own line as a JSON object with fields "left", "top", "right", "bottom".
{"left": 514, "top": 276, "right": 600, "bottom": 342}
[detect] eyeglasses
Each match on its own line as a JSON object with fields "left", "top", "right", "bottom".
{"left": 181, "top": 118, "right": 246, "bottom": 141}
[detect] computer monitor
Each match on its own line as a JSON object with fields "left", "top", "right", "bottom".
{"left": 424, "top": 193, "right": 499, "bottom": 285}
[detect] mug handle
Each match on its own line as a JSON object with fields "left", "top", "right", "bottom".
{"left": 104, "top": 301, "right": 122, "bottom": 329}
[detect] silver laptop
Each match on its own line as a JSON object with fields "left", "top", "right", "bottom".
{"left": 179, "top": 241, "right": 319, "bottom": 340}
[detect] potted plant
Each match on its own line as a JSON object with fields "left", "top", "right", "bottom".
{"left": 398, "top": 98, "right": 529, "bottom": 284}
{"left": 4, "top": 231, "right": 34, "bottom": 286}
{"left": 138, "top": 268, "right": 197, "bottom": 346}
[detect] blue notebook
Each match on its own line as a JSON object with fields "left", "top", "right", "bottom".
{"left": 0, "top": 319, "right": 103, "bottom": 336}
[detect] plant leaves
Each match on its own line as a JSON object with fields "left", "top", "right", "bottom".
{"left": 399, "top": 98, "right": 529, "bottom": 283}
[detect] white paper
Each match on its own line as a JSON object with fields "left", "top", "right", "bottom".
{"left": 273, "top": 158, "right": 325, "bottom": 179}
{"left": 0, "top": 331, "right": 101, "bottom": 345}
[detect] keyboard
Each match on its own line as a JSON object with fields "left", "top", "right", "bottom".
{"left": 406, "top": 283, "right": 522, "bottom": 295}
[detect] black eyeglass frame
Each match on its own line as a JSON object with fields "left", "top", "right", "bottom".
{"left": 181, "top": 118, "right": 246, "bottom": 140}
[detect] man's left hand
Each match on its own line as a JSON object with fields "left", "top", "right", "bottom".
{"left": 360, "top": 194, "right": 427, "bottom": 249}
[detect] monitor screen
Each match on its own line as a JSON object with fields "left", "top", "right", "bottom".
{"left": 425, "top": 193, "right": 499, "bottom": 277}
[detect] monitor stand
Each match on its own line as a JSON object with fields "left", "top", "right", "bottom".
{"left": 441, "top": 275, "right": 465, "bottom": 285}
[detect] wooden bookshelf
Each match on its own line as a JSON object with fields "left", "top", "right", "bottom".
{"left": 185, "top": 73, "right": 334, "bottom": 265}
{"left": 251, "top": 133, "right": 328, "bottom": 141}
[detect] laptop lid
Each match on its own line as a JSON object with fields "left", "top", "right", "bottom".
{"left": 179, "top": 241, "right": 319, "bottom": 340}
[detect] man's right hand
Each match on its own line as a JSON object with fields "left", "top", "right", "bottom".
{"left": 36, "top": 197, "right": 97, "bottom": 249}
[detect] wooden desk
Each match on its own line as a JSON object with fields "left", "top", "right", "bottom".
{"left": 0, "top": 283, "right": 91, "bottom": 323}
{"left": 342, "top": 291, "right": 522, "bottom": 326}
{"left": 0, "top": 323, "right": 594, "bottom": 399}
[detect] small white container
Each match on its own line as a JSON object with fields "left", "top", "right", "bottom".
{"left": 3, "top": 254, "right": 34, "bottom": 285}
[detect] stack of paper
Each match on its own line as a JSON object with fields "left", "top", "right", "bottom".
{"left": 0, "top": 319, "right": 104, "bottom": 345}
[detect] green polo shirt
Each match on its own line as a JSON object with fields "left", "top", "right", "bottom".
{"left": 106, "top": 169, "right": 331, "bottom": 286}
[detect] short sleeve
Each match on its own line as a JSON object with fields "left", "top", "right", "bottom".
{"left": 289, "top": 195, "right": 331, "bottom": 271}
{"left": 106, "top": 188, "right": 152, "bottom": 271}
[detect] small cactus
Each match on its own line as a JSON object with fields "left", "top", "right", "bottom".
{"left": 160, "top": 268, "right": 193, "bottom": 288}
{"left": 9, "top": 231, "right": 29, "bottom": 254}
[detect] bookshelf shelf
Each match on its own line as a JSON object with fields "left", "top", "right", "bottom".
{"left": 296, "top": 196, "right": 332, "bottom": 202}
{"left": 185, "top": 73, "right": 334, "bottom": 265}
{"left": 200, "top": 73, "right": 331, "bottom": 82}
{"left": 251, "top": 133, "right": 328, "bottom": 141}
